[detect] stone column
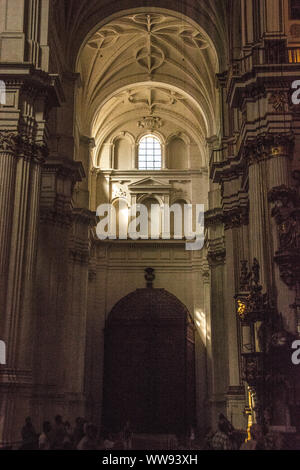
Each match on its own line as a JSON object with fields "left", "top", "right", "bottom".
{"left": 196, "top": 264, "right": 210, "bottom": 433}
{"left": 223, "top": 222, "right": 247, "bottom": 429}
{"left": 85, "top": 246, "right": 103, "bottom": 424}
{"left": 248, "top": 135, "right": 294, "bottom": 313}
{"left": 0, "top": 70, "right": 61, "bottom": 446}
{"left": 32, "top": 159, "right": 85, "bottom": 426}
{"left": 206, "top": 209, "right": 228, "bottom": 428}
{"left": 0, "top": 134, "right": 40, "bottom": 447}
{"left": 62, "top": 209, "right": 96, "bottom": 418}
{"left": 0, "top": 134, "right": 17, "bottom": 315}
{"left": 207, "top": 248, "right": 228, "bottom": 427}
{"left": 266, "top": 136, "right": 298, "bottom": 334}
{"left": 248, "top": 149, "right": 271, "bottom": 289}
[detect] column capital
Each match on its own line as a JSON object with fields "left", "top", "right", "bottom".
{"left": 222, "top": 206, "right": 249, "bottom": 230}
{"left": 245, "top": 133, "right": 294, "bottom": 166}
{"left": 0, "top": 130, "right": 48, "bottom": 163}
{"left": 207, "top": 247, "right": 226, "bottom": 266}
{"left": 79, "top": 135, "right": 95, "bottom": 149}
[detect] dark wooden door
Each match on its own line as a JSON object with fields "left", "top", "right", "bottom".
{"left": 102, "top": 289, "right": 195, "bottom": 434}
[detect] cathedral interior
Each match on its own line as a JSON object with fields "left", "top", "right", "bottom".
{"left": 0, "top": 0, "right": 300, "bottom": 450}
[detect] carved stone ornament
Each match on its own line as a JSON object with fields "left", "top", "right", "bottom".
{"left": 268, "top": 92, "right": 288, "bottom": 113}
{"left": 235, "top": 258, "right": 268, "bottom": 323}
{"left": 268, "top": 185, "right": 300, "bottom": 289}
{"left": 245, "top": 133, "right": 294, "bottom": 165}
{"left": 242, "top": 353, "right": 264, "bottom": 386}
{"left": 0, "top": 130, "right": 48, "bottom": 163}
{"left": 137, "top": 116, "right": 162, "bottom": 130}
{"left": 112, "top": 183, "right": 128, "bottom": 200}
{"left": 222, "top": 206, "right": 249, "bottom": 230}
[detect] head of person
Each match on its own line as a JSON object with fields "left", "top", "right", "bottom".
{"left": 55, "top": 415, "right": 63, "bottom": 425}
{"left": 218, "top": 421, "right": 228, "bottom": 434}
{"left": 43, "top": 421, "right": 51, "bottom": 434}
{"left": 64, "top": 421, "right": 70, "bottom": 430}
{"left": 86, "top": 424, "right": 97, "bottom": 440}
{"left": 25, "top": 417, "right": 32, "bottom": 426}
{"left": 75, "top": 417, "right": 82, "bottom": 426}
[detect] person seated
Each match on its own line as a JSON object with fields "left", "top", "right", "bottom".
{"left": 51, "top": 415, "right": 66, "bottom": 450}
{"left": 211, "top": 422, "right": 233, "bottom": 450}
{"left": 77, "top": 424, "right": 98, "bottom": 450}
{"left": 39, "top": 421, "right": 52, "bottom": 450}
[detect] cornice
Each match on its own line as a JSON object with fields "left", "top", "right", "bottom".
{"left": 42, "top": 157, "right": 85, "bottom": 183}
{"left": 99, "top": 169, "right": 207, "bottom": 178}
{"left": 205, "top": 208, "right": 223, "bottom": 226}
{"left": 0, "top": 64, "right": 65, "bottom": 106}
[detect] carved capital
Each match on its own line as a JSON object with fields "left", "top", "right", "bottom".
{"left": 0, "top": 130, "right": 48, "bottom": 163}
{"left": 0, "top": 131, "right": 17, "bottom": 154}
{"left": 245, "top": 133, "right": 294, "bottom": 165}
{"left": 205, "top": 208, "right": 223, "bottom": 227}
{"left": 40, "top": 159, "right": 85, "bottom": 227}
{"left": 207, "top": 248, "right": 226, "bottom": 266}
{"left": 222, "top": 206, "right": 249, "bottom": 230}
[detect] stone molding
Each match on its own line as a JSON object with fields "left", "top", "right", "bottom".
{"left": 0, "top": 130, "right": 48, "bottom": 163}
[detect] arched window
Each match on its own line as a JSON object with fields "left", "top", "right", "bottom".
{"left": 138, "top": 135, "right": 162, "bottom": 170}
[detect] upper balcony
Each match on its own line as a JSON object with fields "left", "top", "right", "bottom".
{"left": 227, "top": 41, "right": 300, "bottom": 107}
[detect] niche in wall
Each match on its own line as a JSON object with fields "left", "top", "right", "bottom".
{"left": 114, "top": 138, "right": 132, "bottom": 170}
{"left": 168, "top": 137, "right": 188, "bottom": 169}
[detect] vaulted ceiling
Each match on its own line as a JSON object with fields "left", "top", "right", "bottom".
{"left": 75, "top": 11, "right": 220, "bottom": 164}
{"left": 50, "top": 0, "right": 228, "bottom": 71}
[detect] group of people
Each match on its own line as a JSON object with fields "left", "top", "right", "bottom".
{"left": 204, "top": 414, "right": 287, "bottom": 450}
{"left": 19, "top": 413, "right": 288, "bottom": 450}
{"left": 20, "top": 416, "right": 133, "bottom": 450}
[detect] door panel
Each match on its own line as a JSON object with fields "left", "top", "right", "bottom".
{"left": 102, "top": 290, "right": 195, "bottom": 435}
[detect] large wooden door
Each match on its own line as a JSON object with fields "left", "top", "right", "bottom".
{"left": 102, "top": 288, "right": 195, "bottom": 435}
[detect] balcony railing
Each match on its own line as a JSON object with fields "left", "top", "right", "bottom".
{"left": 230, "top": 45, "right": 300, "bottom": 78}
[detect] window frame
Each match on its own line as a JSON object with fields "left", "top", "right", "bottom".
{"left": 138, "top": 134, "right": 162, "bottom": 171}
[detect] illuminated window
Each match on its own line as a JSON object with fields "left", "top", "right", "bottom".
{"left": 138, "top": 135, "right": 162, "bottom": 170}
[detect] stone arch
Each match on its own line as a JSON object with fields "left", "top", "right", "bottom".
{"left": 137, "top": 193, "right": 164, "bottom": 207}
{"left": 137, "top": 130, "right": 166, "bottom": 146}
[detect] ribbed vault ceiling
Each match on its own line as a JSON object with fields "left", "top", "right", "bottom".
{"left": 75, "top": 11, "right": 220, "bottom": 166}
